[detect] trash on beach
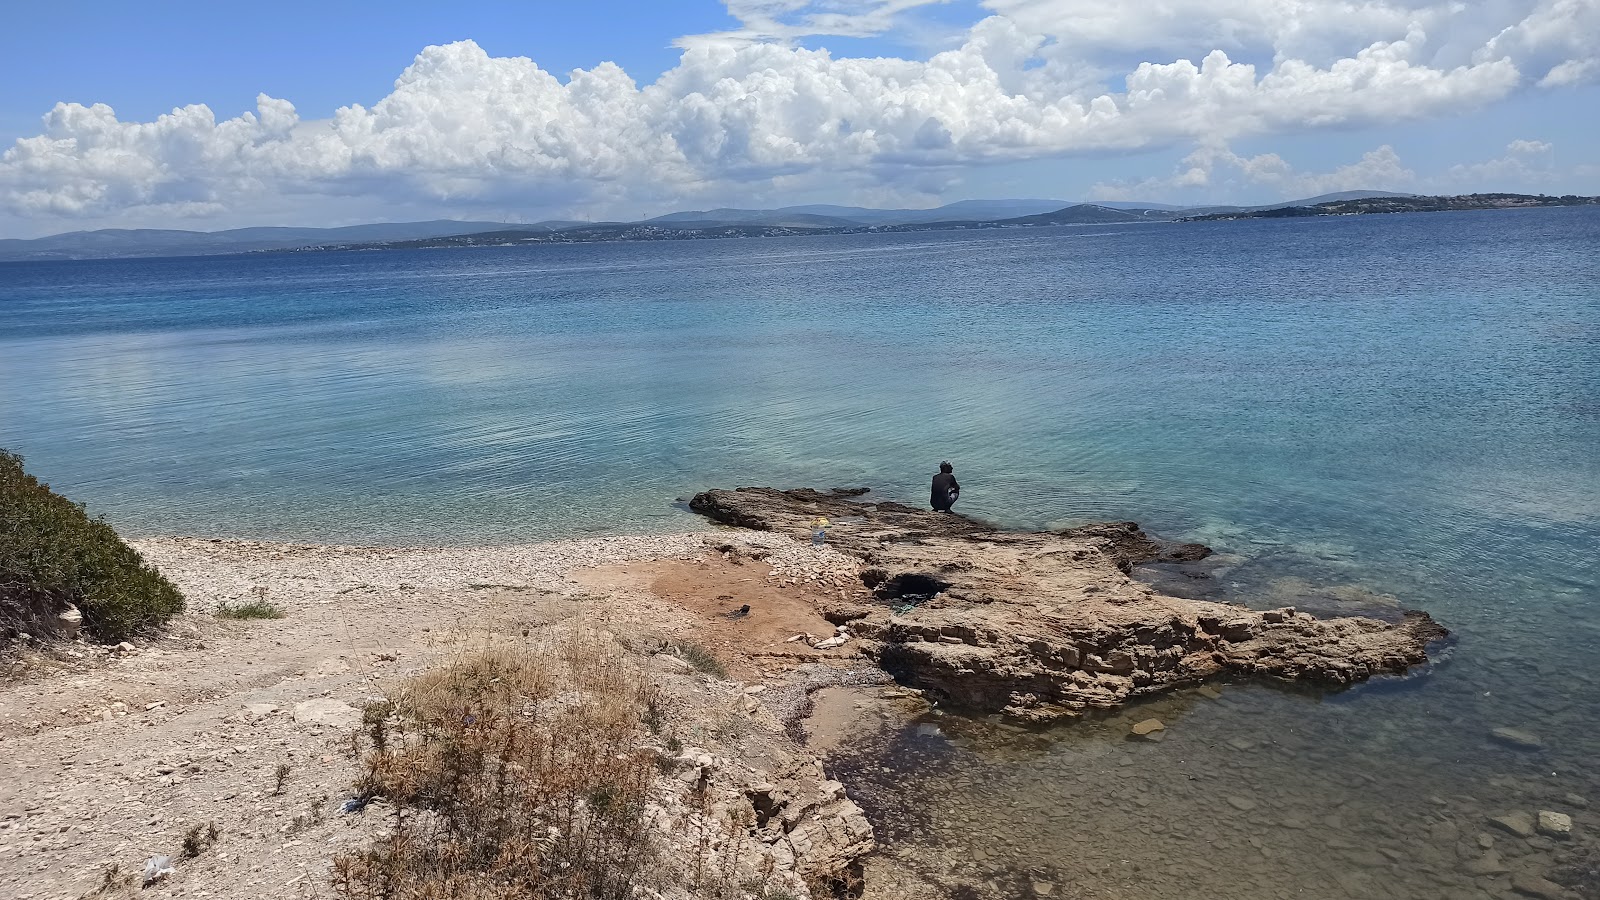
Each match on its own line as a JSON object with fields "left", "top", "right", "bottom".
{"left": 143, "top": 855, "right": 175, "bottom": 886}
{"left": 812, "top": 634, "right": 848, "bottom": 650}
{"left": 784, "top": 633, "right": 810, "bottom": 643}
{"left": 340, "top": 795, "right": 371, "bottom": 814}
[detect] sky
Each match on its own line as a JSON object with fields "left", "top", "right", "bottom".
{"left": 1, "top": 0, "right": 1597, "bottom": 237}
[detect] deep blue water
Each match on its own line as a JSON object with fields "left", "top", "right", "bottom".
{"left": 4, "top": 207, "right": 1599, "bottom": 897}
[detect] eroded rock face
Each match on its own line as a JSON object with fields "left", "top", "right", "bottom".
{"left": 644, "top": 663, "right": 875, "bottom": 897}
{"left": 690, "top": 487, "right": 1448, "bottom": 723}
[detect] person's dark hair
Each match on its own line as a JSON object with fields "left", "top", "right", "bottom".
{"left": 939, "top": 461, "right": 953, "bottom": 473}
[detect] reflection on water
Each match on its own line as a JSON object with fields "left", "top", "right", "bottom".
{"left": 3, "top": 208, "right": 1598, "bottom": 898}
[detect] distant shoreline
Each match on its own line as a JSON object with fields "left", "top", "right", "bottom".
{"left": 288, "top": 196, "right": 1599, "bottom": 254}
{"left": 1179, "top": 192, "right": 1599, "bottom": 222}
{"left": 3, "top": 197, "right": 1596, "bottom": 264}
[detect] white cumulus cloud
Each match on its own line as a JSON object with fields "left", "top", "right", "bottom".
{"left": 1, "top": 0, "right": 1592, "bottom": 227}
{"left": 1092, "top": 143, "right": 1416, "bottom": 200}
{"left": 1091, "top": 137, "right": 1579, "bottom": 202}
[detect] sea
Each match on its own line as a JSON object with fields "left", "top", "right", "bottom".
{"left": 3, "top": 207, "right": 1598, "bottom": 898}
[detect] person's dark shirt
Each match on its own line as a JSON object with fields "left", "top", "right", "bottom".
{"left": 931, "top": 472, "right": 960, "bottom": 510}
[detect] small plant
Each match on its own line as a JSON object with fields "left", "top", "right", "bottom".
{"left": 179, "top": 821, "right": 220, "bottom": 859}
{"left": 218, "top": 586, "right": 284, "bottom": 619}
{"left": 273, "top": 762, "right": 291, "bottom": 795}
{"left": 675, "top": 642, "right": 727, "bottom": 679}
{"left": 84, "top": 862, "right": 135, "bottom": 897}
{"left": 361, "top": 699, "right": 394, "bottom": 752}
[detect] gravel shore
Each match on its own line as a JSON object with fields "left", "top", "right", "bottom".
{"left": 131, "top": 531, "right": 725, "bottom": 612}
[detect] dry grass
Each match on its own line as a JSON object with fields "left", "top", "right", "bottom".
{"left": 331, "top": 627, "right": 664, "bottom": 900}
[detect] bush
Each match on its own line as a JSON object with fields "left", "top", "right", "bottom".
{"left": 0, "top": 449, "right": 184, "bottom": 642}
{"left": 333, "top": 629, "right": 663, "bottom": 900}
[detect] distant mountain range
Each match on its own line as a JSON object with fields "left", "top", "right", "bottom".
{"left": 6, "top": 190, "right": 1594, "bottom": 262}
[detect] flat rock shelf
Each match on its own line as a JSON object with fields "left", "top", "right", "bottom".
{"left": 690, "top": 486, "right": 1448, "bottom": 723}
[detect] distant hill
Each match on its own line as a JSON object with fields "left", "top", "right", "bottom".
{"left": 1177, "top": 190, "right": 1418, "bottom": 218}
{"left": 996, "top": 204, "right": 1177, "bottom": 226}
{"left": 645, "top": 212, "right": 864, "bottom": 229}
{"left": 0, "top": 190, "right": 1529, "bottom": 262}
{"left": 0, "top": 220, "right": 539, "bottom": 261}
{"left": 1181, "top": 192, "right": 1598, "bottom": 222}
{"left": 645, "top": 199, "right": 1080, "bottom": 228}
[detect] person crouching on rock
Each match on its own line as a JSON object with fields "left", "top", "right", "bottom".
{"left": 931, "top": 462, "right": 960, "bottom": 513}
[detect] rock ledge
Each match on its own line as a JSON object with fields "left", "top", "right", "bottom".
{"left": 691, "top": 487, "right": 1448, "bottom": 722}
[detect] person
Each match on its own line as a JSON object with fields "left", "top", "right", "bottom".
{"left": 930, "top": 462, "right": 960, "bottom": 512}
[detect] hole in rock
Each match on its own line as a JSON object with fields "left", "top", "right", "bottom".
{"left": 871, "top": 572, "right": 951, "bottom": 603}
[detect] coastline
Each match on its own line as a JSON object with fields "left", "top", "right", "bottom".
{"left": 3, "top": 509, "right": 1587, "bottom": 890}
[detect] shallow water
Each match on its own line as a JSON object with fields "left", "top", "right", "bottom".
{"left": 3, "top": 208, "right": 1599, "bottom": 897}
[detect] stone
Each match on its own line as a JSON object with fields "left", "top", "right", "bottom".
{"left": 1564, "top": 793, "right": 1588, "bottom": 809}
{"left": 55, "top": 605, "right": 82, "bottom": 640}
{"left": 1130, "top": 718, "right": 1165, "bottom": 736}
{"left": 114, "top": 642, "right": 137, "bottom": 653}
{"left": 1196, "top": 685, "right": 1223, "bottom": 700}
{"left": 1227, "top": 796, "right": 1257, "bottom": 812}
{"left": 1488, "top": 812, "right": 1536, "bottom": 838}
{"left": 292, "top": 698, "right": 360, "bottom": 729}
{"left": 1032, "top": 882, "right": 1055, "bottom": 896}
{"left": 1489, "top": 727, "right": 1546, "bottom": 751}
{"left": 241, "top": 703, "right": 278, "bottom": 720}
{"left": 1510, "top": 872, "right": 1570, "bottom": 899}
{"left": 688, "top": 486, "right": 1446, "bottom": 722}
{"left": 1535, "top": 810, "right": 1571, "bottom": 839}
{"left": 652, "top": 654, "right": 693, "bottom": 673}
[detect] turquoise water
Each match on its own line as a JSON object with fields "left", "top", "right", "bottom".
{"left": 4, "top": 208, "right": 1599, "bottom": 897}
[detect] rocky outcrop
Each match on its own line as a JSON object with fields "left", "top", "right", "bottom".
{"left": 691, "top": 487, "right": 1448, "bottom": 723}
{"left": 639, "top": 645, "right": 882, "bottom": 897}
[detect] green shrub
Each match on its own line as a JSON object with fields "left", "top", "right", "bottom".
{"left": 0, "top": 449, "right": 184, "bottom": 642}
{"left": 216, "top": 598, "right": 285, "bottom": 620}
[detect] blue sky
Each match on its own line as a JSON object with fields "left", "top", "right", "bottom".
{"left": 1, "top": 0, "right": 1596, "bottom": 236}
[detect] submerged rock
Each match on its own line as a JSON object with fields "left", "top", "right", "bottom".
{"left": 691, "top": 486, "right": 1448, "bottom": 722}
{"left": 1489, "top": 812, "right": 1537, "bottom": 838}
{"left": 1509, "top": 872, "right": 1569, "bottom": 899}
{"left": 1129, "top": 718, "right": 1166, "bottom": 739}
{"left": 1490, "top": 726, "right": 1546, "bottom": 751}
{"left": 1537, "top": 810, "right": 1573, "bottom": 840}
{"left": 1462, "top": 849, "right": 1509, "bottom": 876}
